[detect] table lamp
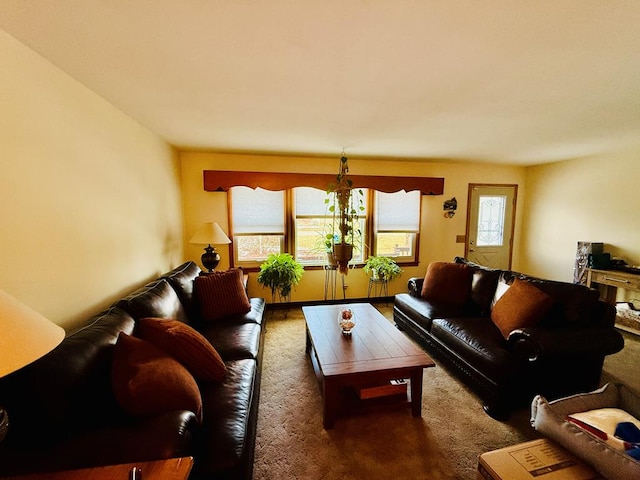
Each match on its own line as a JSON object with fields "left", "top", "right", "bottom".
{"left": 189, "top": 222, "right": 232, "bottom": 272}
{"left": 0, "top": 289, "right": 65, "bottom": 441}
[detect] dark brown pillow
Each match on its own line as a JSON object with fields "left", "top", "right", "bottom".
{"left": 137, "top": 317, "right": 226, "bottom": 382}
{"left": 491, "top": 278, "right": 555, "bottom": 339}
{"left": 420, "top": 262, "right": 472, "bottom": 305}
{"left": 111, "top": 333, "right": 203, "bottom": 422}
{"left": 195, "top": 269, "right": 251, "bottom": 322}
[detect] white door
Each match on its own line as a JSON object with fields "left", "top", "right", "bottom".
{"left": 466, "top": 184, "right": 517, "bottom": 269}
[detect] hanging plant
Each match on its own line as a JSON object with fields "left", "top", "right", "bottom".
{"left": 325, "top": 155, "right": 364, "bottom": 275}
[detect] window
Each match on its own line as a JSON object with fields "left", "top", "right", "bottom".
{"left": 230, "top": 187, "right": 285, "bottom": 266}
{"left": 230, "top": 186, "right": 420, "bottom": 268}
{"left": 373, "top": 190, "right": 421, "bottom": 262}
{"left": 293, "top": 187, "right": 368, "bottom": 266}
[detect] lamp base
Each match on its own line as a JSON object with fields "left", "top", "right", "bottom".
{"left": 201, "top": 245, "right": 220, "bottom": 272}
{"left": 0, "top": 407, "right": 8, "bottom": 442}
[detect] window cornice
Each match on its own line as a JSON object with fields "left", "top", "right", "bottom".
{"left": 203, "top": 170, "right": 444, "bottom": 195}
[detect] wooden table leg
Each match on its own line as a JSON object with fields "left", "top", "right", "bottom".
{"left": 323, "top": 378, "right": 338, "bottom": 429}
{"left": 410, "top": 368, "right": 423, "bottom": 417}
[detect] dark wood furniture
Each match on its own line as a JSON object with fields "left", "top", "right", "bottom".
{"left": 1, "top": 457, "right": 193, "bottom": 480}
{"left": 303, "top": 303, "right": 435, "bottom": 429}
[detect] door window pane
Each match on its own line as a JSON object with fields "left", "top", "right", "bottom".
{"left": 476, "top": 195, "right": 506, "bottom": 246}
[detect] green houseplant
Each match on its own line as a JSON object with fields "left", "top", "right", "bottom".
{"left": 326, "top": 155, "right": 364, "bottom": 275}
{"left": 363, "top": 256, "right": 403, "bottom": 282}
{"left": 257, "top": 253, "right": 304, "bottom": 302}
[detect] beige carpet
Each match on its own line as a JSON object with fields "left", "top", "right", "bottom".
{"left": 253, "top": 305, "right": 639, "bottom": 480}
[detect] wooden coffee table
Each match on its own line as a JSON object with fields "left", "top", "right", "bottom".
{"left": 303, "top": 303, "right": 435, "bottom": 429}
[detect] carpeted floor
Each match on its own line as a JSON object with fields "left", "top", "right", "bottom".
{"left": 253, "top": 303, "right": 639, "bottom": 480}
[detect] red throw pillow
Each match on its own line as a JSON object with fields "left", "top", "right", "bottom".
{"left": 421, "top": 262, "right": 472, "bottom": 305}
{"left": 137, "top": 317, "right": 226, "bottom": 382}
{"left": 491, "top": 278, "right": 554, "bottom": 339}
{"left": 195, "top": 269, "right": 251, "bottom": 322}
{"left": 111, "top": 333, "right": 203, "bottom": 422}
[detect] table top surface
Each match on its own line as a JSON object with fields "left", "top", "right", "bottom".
{"left": 2, "top": 457, "right": 194, "bottom": 480}
{"left": 303, "top": 303, "right": 434, "bottom": 377}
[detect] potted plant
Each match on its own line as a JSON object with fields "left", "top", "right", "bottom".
{"left": 325, "top": 155, "right": 364, "bottom": 275}
{"left": 363, "top": 256, "right": 403, "bottom": 282}
{"left": 256, "top": 253, "right": 304, "bottom": 303}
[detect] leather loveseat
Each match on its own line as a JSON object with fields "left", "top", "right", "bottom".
{"left": 0, "top": 261, "right": 265, "bottom": 480}
{"left": 393, "top": 257, "right": 624, "bottom": 419}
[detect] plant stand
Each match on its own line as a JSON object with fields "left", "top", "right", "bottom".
{"left": 367, "top": 277, "right": 389, "bottom": 298}
{"left": 324, "top": 264, "right": 348, "bottom": 300}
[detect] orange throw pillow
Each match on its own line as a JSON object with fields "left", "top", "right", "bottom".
{"left": 491, "top": 278, "right": 554, "bottom": 339}
{"left": 195, "top": 269, "right": 252, "bottom": 322}
{"left": 421, "top": 262, "right": 472, "bottom": 305}
{"left": 111, "top": 333, "right": 203, "bottom": 422}
{"left": 137, "top": 318, "right": 226, "bottom": 382}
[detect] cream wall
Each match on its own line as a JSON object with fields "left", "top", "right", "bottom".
{"left": 520, "top": 149, "right": 640, "bottom": 298}
{"left": 180, "top": 151, "right": 526, "bottom": 303}
{"left": 0, "top": 30, "right": 184, "bottom": 331}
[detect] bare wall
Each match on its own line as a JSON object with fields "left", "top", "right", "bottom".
{"left": 0, "top": 30, "right": 184, "bottom": 331}
{"left": 520, "top": 149, "right": 640, "bottom": 294}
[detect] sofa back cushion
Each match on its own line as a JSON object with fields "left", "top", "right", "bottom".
{"left": 454, "top": 256, "right": 501, "bottom": 315}
{"left": 508, "top": 272, "right": 601, "bottom": 326}
{"left": 421, "top": 262, "right": 472, "bottom": 306}
{"left": 117, "top": 279, "right": 189, "bottom": 323}
{"left": 162, "top": 261, "right": 201, "bottom": 317}
{"left": 0, "top": 307, "right": 135, "bottom": 444}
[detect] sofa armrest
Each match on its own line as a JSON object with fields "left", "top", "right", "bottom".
{"left": 0, "top": 411, "right": 198, "bottom": 476}
{"left": 507, "top": 326, "right": 625, "bottom": 361}
{"left": 407, "top": 277, "right": 424, "bottom": 297}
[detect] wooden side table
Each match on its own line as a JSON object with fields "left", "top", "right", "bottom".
{"left": 2, "top": 457, "right": 193, "bottom": 480}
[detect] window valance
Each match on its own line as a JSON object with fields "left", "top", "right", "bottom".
{"left": 203, "top": 170, "right": 444, "bottom": 195}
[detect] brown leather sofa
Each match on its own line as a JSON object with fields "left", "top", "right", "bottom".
{"left": 393, "top": 257, "right": 625, "bottom": 419}
{"left": 0, "top": 262, "right": 265, "bottom": 479}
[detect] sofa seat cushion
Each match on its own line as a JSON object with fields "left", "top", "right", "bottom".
{"left": 211, "top": 297, "right": 266, "bottom": 327}
{"left": 431, "top": 317, "right": 519, "bottom": 382}
{"left": 117, "top": 279, "right": 189, "bottom": 323}
{"left": 394, "top": 293, "right": 468, "bottom": 331}
{"left": 196, "top": 358, "right": 258, "bottom": 476}
{"left": 198, "top": 321, "right": 262, "bottom": 361}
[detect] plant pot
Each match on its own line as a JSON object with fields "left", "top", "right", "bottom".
{"left": 333, "top": 243, "right": 353, "bottom": 275}
{"left": 332, "top": 243, "right": 353, "bottom": 262}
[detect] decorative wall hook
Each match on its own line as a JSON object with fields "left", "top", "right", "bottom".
{"left": 443, "top": 197, "right": 457, "bottom": 218}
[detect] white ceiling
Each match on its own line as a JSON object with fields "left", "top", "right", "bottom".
{"left": 1, "top": 1, "right": 639, "bottom": 165}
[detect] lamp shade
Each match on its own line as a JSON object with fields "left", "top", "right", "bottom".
{"left": 189, "top": 222, "right": 231, "bottom": 245}
{"left": 0, "top": 289, "right": 65, "bottom": 378}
